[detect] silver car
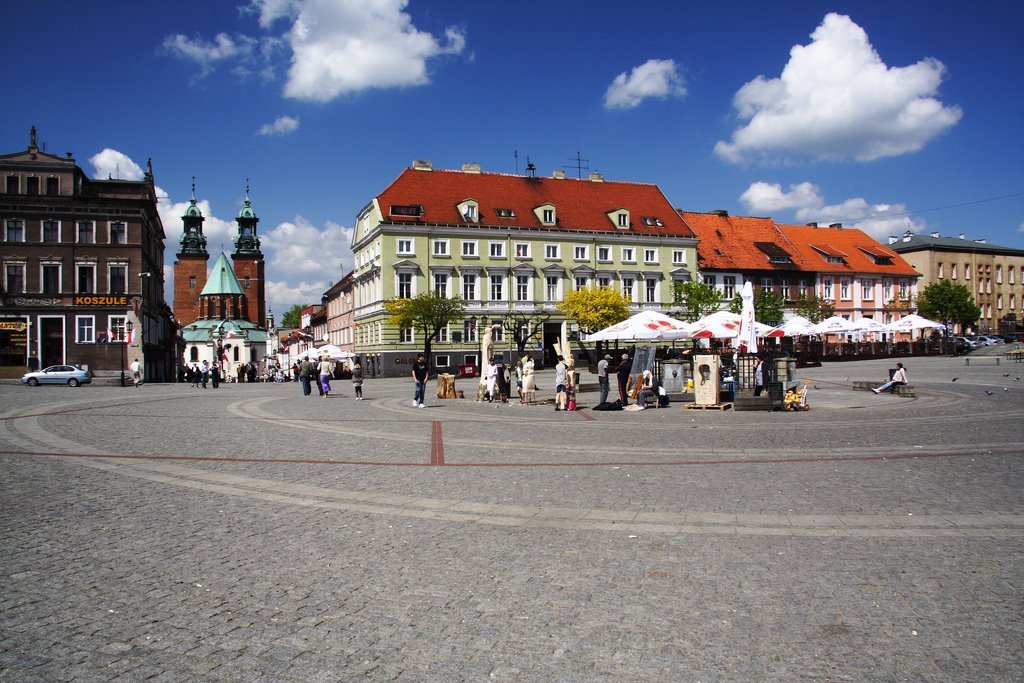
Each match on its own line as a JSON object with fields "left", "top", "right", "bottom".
{"left": 21, "top": 364, "right": 92, "bottom": 387}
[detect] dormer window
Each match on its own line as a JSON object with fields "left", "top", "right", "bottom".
{"left": 495, "top": 208, "right": 515, "bottom": 218}
{"left": 606, "top": 208, "right": 630, "bottom": 229}
{"left": 543, "top": 209, "right": 554, "bottom": 223}
{"left": 457, "top": 199, "right": 479, "bottom": 222}
{"left": 534, "top": 204, "right": 556, "bottom": 225}
{"left": 810, "top": 243, "right": 847, "bottom": 265}
{"left": 641, "top": 216, "right": 664, "bottom": 227}
{"left": 390, "top": 204, "right": 423, "bottom": 217}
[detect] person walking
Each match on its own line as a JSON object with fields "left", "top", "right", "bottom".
{"left": 298, "top": 358, "right": 312, "bottom": 396}
{"left": 872, "top": 362, "right": 908, "bottom": 394}
{"left": 411, "top": 353, "right": 429, "bottom": 407}
{"left": 200, "top": 360, "right": 210, "bottom": 389}
{"left": 211, "top": 362, "right": 220, "bottom": 389}
{"left": 597, "top": 353, "right": 611, "bottom": 405}
{"left": 351, "top": 358, "right": 364, "bottom": 400}
{"left": 318, "top": 355, "right": 333, "bottom": 398}
{"left": 616, "top": 353, "right": 633, "bottom": 405}
{"left": 130, "top": 358, "right": 142, "bottom": 387}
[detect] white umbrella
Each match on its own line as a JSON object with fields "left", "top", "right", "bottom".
{"left": 737, "top": 281, "right": 758, "bottom": 353}
{"left": 585, "top": 310, "right": 690, "bottom": 342}
{"left": 810, "top": 315, "right": 860, "bottom": 335}
{"left": 299, "top": 345, "right": 354, "bottom": 360}
{"left": 772, "top": 315, "right": 816, "bottom": 337}
{"left": 687, "top": 318, "right": 740, "bottom": 339}
{"left": 885, "top": 314, "right": 943, "bottom": 332}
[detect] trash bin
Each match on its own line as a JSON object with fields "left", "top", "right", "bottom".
{"left": 768, "top": 381, "right": 785, "bottom": 408}
{"left": 458, "top": 364, "right": 477, "bottom": 378}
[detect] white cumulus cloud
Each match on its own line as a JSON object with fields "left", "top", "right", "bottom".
{"left": 258, "top": 115, "right": 300, "bottom": 136}
{"left": 604, "top": 58, "right": 686, "bottom": 109}
{"left": 279, "top": 0, "right": 466, "bottom": 102}
{"left": 740, "top": 180, "right": 926, "bottom": 240}
{"left": 715, "top": 13, "right": 962, "bottom": 164}
{"left": 261, "top": 216, "right": 354, "bottom": 310}
{"left": 89, "top": 149, "right": 145, "bottom": 181}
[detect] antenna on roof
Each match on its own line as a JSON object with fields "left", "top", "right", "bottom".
{"left": 568, "top": 151, "right": 589, "bottom": 179}
{"left": 525, "top": 157, "right": 536, "bottom": 178}
{"left": 514, "top": 149, "right": 519, "bottom": 175}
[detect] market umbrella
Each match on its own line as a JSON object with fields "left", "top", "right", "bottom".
{"left": 298, "top": 345, "right": 354, "bottom": 360}
{"left": 884, "top": 314, "right": 943, "bottom": 332}
{"left": 771, "top": 315, "right": 816, "bottom": 337}
{"left": 687, "top": 318, "right": 740, "bottom": 339}
{"left": 585, "top": 310, "right": 690, "bottom": 342}
{"left": 810, "top": 315, "right": 861, "bottom": 335}
{"left": 737, "top": 281, "right": 758, "bottom": 353}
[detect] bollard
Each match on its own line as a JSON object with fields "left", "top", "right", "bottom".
{"left": 965, "top": 358, "right": 970, "bottom": 366}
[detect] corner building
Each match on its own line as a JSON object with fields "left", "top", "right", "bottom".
{"left": 350, "top": 162, "right": 698, "bottom": 377}
{"left": 0, "top": 128, "right": 174, "bottom": 380}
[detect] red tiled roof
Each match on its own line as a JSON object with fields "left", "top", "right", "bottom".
{"left": 677, "top": 211, "right": 813, "bottom": 271}
{"left": 779, "top": 224, "right": 919, "bottom": 277}
{"left": 375, "top": 167, "right": 695, "bottom": 237}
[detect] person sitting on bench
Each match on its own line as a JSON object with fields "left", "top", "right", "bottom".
{"left": 872, "top": 363, "right": 908, "bottom": 394}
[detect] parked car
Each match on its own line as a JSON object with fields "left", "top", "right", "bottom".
{"left": 956, "top": 336, "right": 981, "bottom": 349}
{"left": 973, "top": 335, "right": 1003, "bottom": 345}
{"left": 21, "top": 364, "right": 92, "bottom": 387}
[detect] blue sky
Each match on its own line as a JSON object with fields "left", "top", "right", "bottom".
{"left": 4, "top": 0, "right": 1022, "bottom": 316}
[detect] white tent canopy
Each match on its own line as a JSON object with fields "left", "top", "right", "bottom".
{"left": 296, "top": 345, "right": 355, "bottom": 360}
{"left": 885, "top": 314, "right": 943, "bottom": 332}
{"left": 585, "top": 310, "right": 690, "bottom": 342}
{"left": 771, "top": 315, "right": 816, "bottom": 337}
{"left": 810, "top": 315, "right": 861, "bottom": 335}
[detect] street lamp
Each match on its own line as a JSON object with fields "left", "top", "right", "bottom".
{"left": 121, "top": 320, "right": 133, "bottom": 386}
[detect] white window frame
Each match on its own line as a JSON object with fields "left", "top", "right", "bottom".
{"left": 462, "top": 273, "right": 477, "bottom": 300}
{"left": 108, "top": 315, "right": 128, "bottom": 343}
{"left": 515, "top": 242, "right": 531, "bottom": 259}
{"left": 597, "top": 246, "right": 611, "bottom": 262}
{"left": 432, "top": 239, "right": 450, "bottom": 257}
{"left": 544, "top": 244, "right": 559, "bottom": 259}
{"left": 861, "top": 280, "right": 873, "bottom": 300}
{"left": 489, "top": 241, "right": 505, "bottom": 258}
{"left": 573, "top": 245, "right": 587, "bottom": 260}
{"left": 840, "top": 278, "right": 851, "bottom": 300}
{"left": 40, "top": 262, "right": 62, "bottom": 294}
{"left": 462, "top": 240, "right": 478, "bottom": 258}
{"left": 672, "top": 249, "right": 686, "bottom": 265}
{"left": 108, "top": 264, "right": 127, "bottom": 295}
{"left": 76, "top": 263, "right": 96, "bottom": 294}
{"left": 622, "top": 277, "right": 634, "bottom": 300}
{"left": 398, "top": 272, "right": 413, "bottom": 298}
{"left": 76, "top": 315, "right": 95, "bottom": 344}
{"left": 397, "top": 239, "right": 414, "bottom": 255}
{"left": 435, "top": 354, "right": 451, "bottom": 368}
{"left": 643, "top": 248, "right": 658, "bottom": 264}
{"left": 42, "top": 220, "right": 60, "bottom": 243}
{"left": 723, "top": 276, "right": 736, "bottom": 299}
{"left": 621, "top": 247, "right": 635, "bottom": 263}
{"left": 77, "top": 221, "right": 95, "bottom": 244}
{"left": 823, "top": 278, "right": 834, "bottom": 300}
{"left": 109, "top": 221, "right": 127, "bottom": 245}
{"left": 515, "top": 275, "right": 531, "bottom": 301}
{"left": 4, "top": 262, "right": 26, "bottom": 294}
{"left": 575, "top": 276, "right": 588, "bottom": 291}
{"left": 645, "top": 278, "right": 657, "bottom": 303}
{"left": 400, "top": 327, "right": 414, "bottom": 343}
{"left": 489, "top": 274, "right": 504, "bottom": 301}
{"left": 546, "top": 276, "right": 559, "bottom": 300}
{"left": 433, "top": 273, "right": 449, "bottom": 297}
{"left": 5, "top": 219, "right": 25, "bottom": 242}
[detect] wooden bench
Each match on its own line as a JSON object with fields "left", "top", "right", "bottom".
{"left": 853, "top": 381, "right": 916, "bottom": 397}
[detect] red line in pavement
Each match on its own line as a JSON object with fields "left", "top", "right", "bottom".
{"left": 0, "top": 448, "right": 1017, "bottom": 468}
{"left": 431, "top": 421, "right": 445, "bottom": 466}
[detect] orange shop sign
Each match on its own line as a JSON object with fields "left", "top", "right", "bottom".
{"left": 74, "top": 295, "right": 129, "bottom": 306}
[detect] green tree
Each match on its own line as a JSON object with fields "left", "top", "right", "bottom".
{"left": 672, "top": 280, "right": 724, "bottom": 321}
{"left": 792, "top": 294, "right": 835, "bottom": 323}
{"left": 384, "top": 292, "right": 466, "bottom": 364}
{"left": 728, "top": 288, "right": 786, "bottom": 324}
{"left": 280, "top": 303, "right": 308, "bottom": 328}
{"left": 915, "top": 280, "right": 980, "bottom": 333}
{"left": 557, "top": 286, "right": 631, "bottom": 332}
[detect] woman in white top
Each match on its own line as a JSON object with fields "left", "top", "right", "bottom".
{"left": 318, "top": 357, "right": 334, "bottom": 397}
{"left": 872, "top": 362, "right": 908, "bottom": 393}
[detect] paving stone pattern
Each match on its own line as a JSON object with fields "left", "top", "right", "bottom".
{"left": 1, "top": 351, "right": 1021, "bottom": 681}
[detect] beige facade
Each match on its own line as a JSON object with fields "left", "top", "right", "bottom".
{"left": 889, "top": 231, "right": 1024, "bottom": 334}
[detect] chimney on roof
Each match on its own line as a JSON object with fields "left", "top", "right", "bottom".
{"left": 552, "top": 169, "right": 566, "bottom": 180}
{"left": 930, "top": 231, "right": 940, "bottom": 238}
{"left": 806, "top": 222, "right": 818, "bottom": 228}
{"left": 829, "top": 222, "right": 843, "bottom": 229}
{"left": 712, "top": 210, "right": 729, "bottom": 217}
{"left": 412, "top": 160, "right": 433, "bottom": 171}
{"left": 959, "top": 233, "right": 966, "bottom": 239}
{"left": 888, "top": 235, "right": 897, "bottom": 244}
{"left": 902, "top": 230, "right": 912, "bottom": 242}
{"left": 589, "top": 172, "right": 604, "bottom": 182}
{"left": 975, "top": 238, "right": 987, "bottom": 244}
{"left": 461, "top": 163, "right": 481, "bottom": 174}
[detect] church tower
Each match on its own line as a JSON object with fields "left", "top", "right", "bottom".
{"left": 173, "top": 179, "right": 209, "bottom": 325}
{"left": 231, "top": 180, "right": 266, "bottom": 325}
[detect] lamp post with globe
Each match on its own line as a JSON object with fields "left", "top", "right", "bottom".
{"left": 121, "top": 320, "right": 133, "bottom": 386}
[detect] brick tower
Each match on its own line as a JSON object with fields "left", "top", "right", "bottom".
{"left": 173, "top": 179, "right": 209, "bottom": 325}
{"left": 230, "top": 180, "right": 266, "bottom": 325}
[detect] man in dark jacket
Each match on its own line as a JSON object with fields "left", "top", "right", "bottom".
{"left": 616, "top": 353, "right": 633, "bottom": 405}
